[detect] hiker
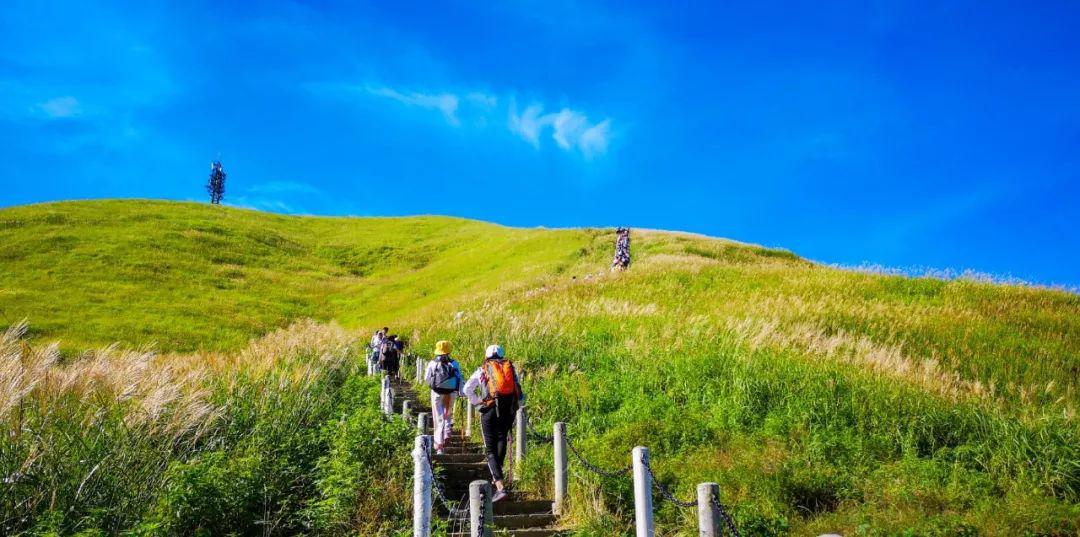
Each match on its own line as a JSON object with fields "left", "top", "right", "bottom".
{"left": 368, "top": 329, "right": 386, "bottom": 374}
{"left": 380, "top": 334, "right": 402, "bottom": 379}
{"left": 463, "top": 344, "right": 524, "bottom": 503}
{"left": 611, "top": 227, "right": 631, "bottom": 270}
{"left": 424, "top": 340, "right": 464, "bottom": 454}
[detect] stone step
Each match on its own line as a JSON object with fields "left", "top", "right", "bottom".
{"left": 434, "top": 453, "right": 486, "bottom": 463}
{"left": 438, "top": 447, "right": 482, "bottom": 454}
{"left": 492, "top": 513, "right": 558, "bottom": 529}
{"left": 440, "top": 463, "right": 491, "bottom": 482}
{"left": 495, "top": 500, "right": 554, "bottom": 516}
{"left": 448, "top": 527, "right": 568, "bottom": 537}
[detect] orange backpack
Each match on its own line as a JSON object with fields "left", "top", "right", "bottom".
{"left": 481, "top": 359, "right": 521, "bottom": 406}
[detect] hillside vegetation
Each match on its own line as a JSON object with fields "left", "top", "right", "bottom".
{"left": 0, "top": 200, "right": 599, "bottom": 353}
{"left": 1, "top": 200, "right": 1078, "bottom": 535}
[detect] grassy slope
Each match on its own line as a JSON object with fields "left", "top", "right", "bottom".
{"left": 2, "top": 199, "right": 1078, "bottom": 534}
{"left": 402, "top": 236, "right": 1080, "bottom": 535}
{"left": 0, "top": 199, "right": 601, "bottom": 353}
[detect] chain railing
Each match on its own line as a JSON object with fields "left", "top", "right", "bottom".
{"left": 710, "top": 493, "right": 741, "bottom": 537}
{"left": 564, "top": 432, "right": 633, "bottom": 478}
{"left": 642, "top": 457, "right": 698, "bottom": 508}
{"left": 419, "top": 441, "right": 464, "bottom": 516}
{"left": 524, "top": 414, "right": 554, "bottom": 444}
{"left": 545, "top": 415, "right": 741, "bottom": 536}
{"left": 392, "top": 359, "right": 744, "bottom": 537}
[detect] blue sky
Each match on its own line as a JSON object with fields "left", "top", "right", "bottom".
{"left": 2, "top": 1, "right": 1078, "bottom": 286}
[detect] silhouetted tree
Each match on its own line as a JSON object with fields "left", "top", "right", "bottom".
{"left": 207, "top": 161, "right": 226, "bottom": 204}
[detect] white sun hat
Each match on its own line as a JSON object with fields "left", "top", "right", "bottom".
{"left": 485, "top": 344, "right": 504, "bottom": 359}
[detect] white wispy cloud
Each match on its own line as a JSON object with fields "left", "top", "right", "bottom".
{"left": 322, "top": 82, "right": 615, "bottom": 158}
{"left": 465, "top": 92, "right": 498, "bottom": 109}
{"left": 367, "top": 86, "right": 460, "bottom": 125}
{"left": 509, "top": 101, "right": 612, "bottom": 158}
{"left": 227, "top": 196, "right": 303, "bottom": 214}
{"left": 35, "top": 96, "right": 82, "bottom": 119}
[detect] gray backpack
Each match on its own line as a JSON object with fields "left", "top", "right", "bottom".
{"left": 429, "top": 356, "right": 459, "bottom": 394}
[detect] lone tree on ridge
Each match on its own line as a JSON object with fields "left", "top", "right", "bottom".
{"left": 207, "top": 160, "right": 226, "bottom": 204}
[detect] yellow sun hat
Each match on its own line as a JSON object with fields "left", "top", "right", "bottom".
{"left": 434, "top": 340, "right": 452, "bottom": 356}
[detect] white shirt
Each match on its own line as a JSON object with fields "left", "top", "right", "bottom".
{"left": 370, "top": 333, "right": 384, "bottom": 349}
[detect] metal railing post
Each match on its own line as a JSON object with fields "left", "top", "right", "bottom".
{"left": 697, "top": 482, "right": 720, "bottom": 537}
{"left": 514, "top": 407, "right": 527, "bottom": 471}
{"left": 632, "top": 446, "right": 654, "bottom": 537}
{"left": 417, "top": 412, "right": 429, "bottom": 435}
{"left": 468, "top": 480, "right": 493, "bottom": 537}
{"left": 553, "top": 422, "right": 567, "bottom": 515}
{"left": 412, "top": 435, "right": 432, "bottom": 537}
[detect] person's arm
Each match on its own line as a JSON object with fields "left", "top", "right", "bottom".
{"left": 423, "top": 361, "right": 433, "bottom": 384}
{"left": 463, "top": 369, "right": 484, "bottom": 407}
{"left": 455, "top": 362, "right": 466, "bottom": 396}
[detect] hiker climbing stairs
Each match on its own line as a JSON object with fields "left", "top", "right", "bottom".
{"left": 385, "top": 373, "right": 566, "bottom": 536}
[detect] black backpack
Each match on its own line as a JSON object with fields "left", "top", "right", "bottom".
{"left": 429, "top": 356, "right": 459, "bottom": 394}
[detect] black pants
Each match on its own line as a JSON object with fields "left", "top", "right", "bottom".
{"left": 479, "top": 399, "right": 516, "bottom": 482}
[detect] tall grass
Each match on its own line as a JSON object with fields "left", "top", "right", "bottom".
{"left": 401, "top": 250, "right": 1080, "bottom": 535}
{"left": 3, "top": 200, "right": 1078, "bottom": 534}
{"left": 0, "top": 320, "right": 413, "bottom": 536}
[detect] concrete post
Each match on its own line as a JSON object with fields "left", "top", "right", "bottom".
{"left": 514, "top": 407, "right": 527, "bottom": 471}
{"left": 553, "top": 422, "right": 567, "bottom": 515}
{"left": 381, "top": 376, "right": 391, "bottom": 413}
{"left": 697, "top": 482, "right": 720, "bottom": 537}
{"left": 402, "top": 400, "right": 411, "bottom": 422}
{"left": 632, "top": 446, "right": 654, "bottom": 537}
{"left": 384, "top": 388, "right": 395, "bottom": 416}
{"left": 412, "top": 435, "right": 432, "bottom": 537}
{"left": 465, "top": 402, "right": 474, "bottom": 438}
{"left": 416, "top": 356, "right": 424, "bottom": 385}
{"left": 468, "top": 480, "right": 493, "bottom": 537}
{"left": 417, "top": 412, "right": 429, "bottom": 435}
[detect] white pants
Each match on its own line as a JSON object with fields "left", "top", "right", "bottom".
{"left": 430, "top": 392, "right": 456, "bottom": 447}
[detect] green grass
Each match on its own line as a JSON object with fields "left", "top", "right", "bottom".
{"left": 0, "top": 199, "right": 600, "bottom": 353}
{"left": 401, "top": 238, "right": 1079, "bottom": 535}
{"left": 2, "top": 199, "right": 1078, "bottom": 535}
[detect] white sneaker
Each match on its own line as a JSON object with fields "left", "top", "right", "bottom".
{"left": 436, "top": 449, "right": 445, "bottom": 455}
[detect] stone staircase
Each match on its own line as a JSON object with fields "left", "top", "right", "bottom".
{"left": 389, "top": 377, "right": 567, "bottom": 536}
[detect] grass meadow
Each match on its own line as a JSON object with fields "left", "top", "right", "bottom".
{"left": 403, "top": 233, "right": 1080, "bottom": 535}
{"left": 1, "top": 320, "right": 415, "bottom": 536}
{"left": 1, "top": 200, "right": 1077, "bottom": 535}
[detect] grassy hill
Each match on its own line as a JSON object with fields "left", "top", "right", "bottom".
{"left": 0, "top": 200, "right": 607, "bottom": 353}
{"left": 1, "top": 199, "right": 1078, "bottom": 535}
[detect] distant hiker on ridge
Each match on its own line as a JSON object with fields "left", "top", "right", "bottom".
{"left": 463, "top": 344, "right": 525, "bottom": 503}
{"left": 611, "top": 227, "right": 631, "bottom": 270}
{"left": 424, "top": 340, "right": 464, "bottom": 454}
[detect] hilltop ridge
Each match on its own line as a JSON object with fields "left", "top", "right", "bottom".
{"left": 0, "top": 199, "right": 800, "bottom": 352}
